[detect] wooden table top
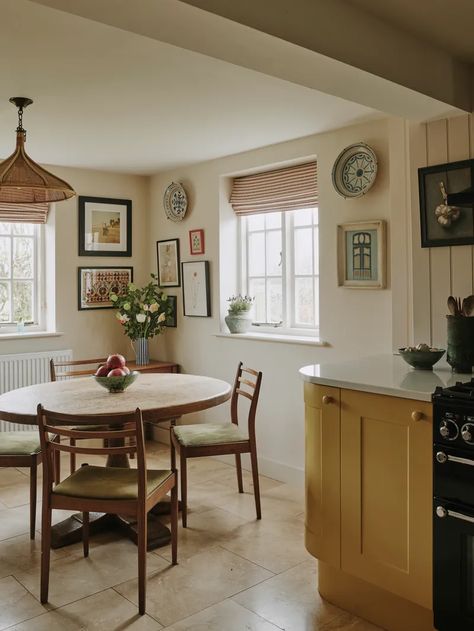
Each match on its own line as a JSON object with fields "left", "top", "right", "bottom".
{"left": 0, "top": 373, "right": 232, "bottom": 424}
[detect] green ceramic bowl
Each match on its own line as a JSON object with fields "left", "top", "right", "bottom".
{"left": 398, "top": 348, "right": 445, "bottom": 370}
{"left": 93, "top": 371, "right": 139, "bottom": 393}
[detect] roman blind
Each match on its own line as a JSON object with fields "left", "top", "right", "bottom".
{"left": 230, "top": 161, "right": 317, "bottom": 216}
{"left": 0, "top": 202, "right": 49, "bottom": 223}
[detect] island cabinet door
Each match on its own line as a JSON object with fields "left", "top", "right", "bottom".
{"left": 304, "top": 382, "right": 341, "bottom": 567}
{"left": 340, "top": 389, "right": 432, "bottom": 609}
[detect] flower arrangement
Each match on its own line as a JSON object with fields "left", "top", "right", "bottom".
{"left": 110, "top": 274, "right": 171, "bottom": 340}
{"left": 227, "top": 294, "right": 254, "bottom": 314}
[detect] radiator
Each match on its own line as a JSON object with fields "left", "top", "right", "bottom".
{"left": 0, "top": 349, "right": 73, "bottom": 431}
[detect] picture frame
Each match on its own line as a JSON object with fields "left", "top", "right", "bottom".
{"left": 337, "top": 220, "right": 386, "bottom": 289}
{"left": 156, "top": 239, "right": 180, "bottom": 287}
{"left": 418, "top": 159, "right": 474, "bottom": 247}
{"left": 182, "top": 261, "right": 211, "bottom": 316}
{"left": 165, "top": 295, "right": 177, "bottom": 327}
{"left": 189, "top": 229, "right": 205, "bottom": 255}
{"left": 78, "top": 196, "right": 132, "bottom": 256}
{"left": 78, "top": 266, "right": 133, "bottom": 310}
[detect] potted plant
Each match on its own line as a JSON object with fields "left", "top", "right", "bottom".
{"left": 110, "top": 273, "right": 172, "bottom": 365}
{"left": 225, "top": 294, "right": 254, "bottom": 334}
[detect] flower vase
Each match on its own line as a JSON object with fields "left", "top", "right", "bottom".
{"left": 134, "top": 337, "right": 150, "bottom": 365}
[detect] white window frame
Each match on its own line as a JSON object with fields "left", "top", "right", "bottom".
{"left": 239, "top": 207, "right": 319, "bottom": 337}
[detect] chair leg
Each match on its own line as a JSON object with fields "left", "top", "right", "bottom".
{"left": 170, "top": 433, "right": 176, "bottom": 471}
{"left": 171, "top": 477, "right": 178, "bottom": 565}
{"left": 137, "top": 507, "right": 147, "bottom": 615}
{"left": 40, "top": 502, "right": 52, "bottom": 604}
{"left": 82, "top": 512, "right": 89, "bottom": 558}
{"left": 235, "top": 453, "right": 244, "bottom": 493}
{"left": 180, "top": 452, "right": 187, "bottom": 528}
{"left": 29, "top": 459, "right": 37, "bottom": 540}
{"left": 250, "top": 445, "right": 262, "bottom": 520}
{"left": 70, "top": 438, "right": 76, "bottom": 474}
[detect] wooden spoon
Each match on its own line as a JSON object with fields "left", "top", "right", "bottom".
{"left": 447, "top": 295, "right": 458, "bottom": 316}
{"left": 462, "top": 295, "right": 474, "bottom": 317}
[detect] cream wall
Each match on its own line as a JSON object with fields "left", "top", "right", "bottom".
{"left": 0, "top": 165, "right": 149, "bottom": 359}
{"left": 148, "top": 118, "right": 399, "bottom": 483}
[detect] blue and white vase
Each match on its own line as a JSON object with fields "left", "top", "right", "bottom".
{"left": 134, "top": 337, "right": 149, "bottom": 365}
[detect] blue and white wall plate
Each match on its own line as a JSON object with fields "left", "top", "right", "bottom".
{"left": 332, "top": 143, "right": 378, "bottom": 198}
{"left": 163, "top": 182, "right": 188, "bottom": 221}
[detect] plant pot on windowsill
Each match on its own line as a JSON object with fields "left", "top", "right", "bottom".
{"left": 225, "top": 311, "right": 253, "bottom": 334}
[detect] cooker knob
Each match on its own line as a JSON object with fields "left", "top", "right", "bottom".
{"left": 439, "top": 419, "right": 458, "bottom": 440}
{"left": 461, "top": 423, "right": 474, "bottom": 444}
{"left": 436, "top": 506, "right": 447, "bottom": 519}
{"left": 436, "top": 451, "right": 447, "bottom": 464}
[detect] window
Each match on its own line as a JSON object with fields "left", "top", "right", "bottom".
{"left": 240, "top": 206, "right": 319, "bottom": 334}
{"left": 0, "top": 222, "right": 43, "bottom": 329}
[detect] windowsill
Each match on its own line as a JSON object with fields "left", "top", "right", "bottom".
{"left": 215, "top": 332, "right": 329, "bottom": 346}
{"left": 0, "top": 331, "right": 64, "bottom": 341}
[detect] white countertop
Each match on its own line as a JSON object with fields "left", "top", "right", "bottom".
{"left": 299, "top": 355, "right": 473, "bottom": 402}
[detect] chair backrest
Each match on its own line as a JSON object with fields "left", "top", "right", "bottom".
{"left": 37, "top": 405, "right": 147, "bottom": 497}
{"left": 50, "top": 358, "right": 107, "bottom": 381}
{"left": 230, "top": 362, "right": 262, "bottom": 440}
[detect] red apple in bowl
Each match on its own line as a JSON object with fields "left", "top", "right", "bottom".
{"left": 106, "top": 354, "right": 126, "bottom": 370}
{"left": 95, "top": 364, "right": 109, "bottom": 377}
{"left": 108, "top": 368, "right": 126, "bottom": 377}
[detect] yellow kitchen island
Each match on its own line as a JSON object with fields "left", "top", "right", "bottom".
{"left": 300, "top": 356, "right": 471, "bottom": 631}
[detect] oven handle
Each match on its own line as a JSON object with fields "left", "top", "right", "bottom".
{"left": 436, "top": 505, "right": 474, "bottom": 524}
{"left": 436, "top": 451, "right": 474, "bottom": 467}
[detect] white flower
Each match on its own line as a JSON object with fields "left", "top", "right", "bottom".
{"left": 123, "top": 302, "right": 131, "bottom": 311}
{"left": 149, "top": 302, "right": 159, "bottom": 313}
{"left": 136, "top": 313, "right": 147, "bottom": 323}
{"left": 158, "top": 312, "right": 166, "bottom": 323}
{"left": 118, "top": 314, "right": 129, "bottom": 324}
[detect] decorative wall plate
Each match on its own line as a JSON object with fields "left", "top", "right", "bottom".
{"left": 163, "top": 182, "right": 188, "bottom": 221}
{"left": 332, "top": 143, "right": 378, "bottom": 198}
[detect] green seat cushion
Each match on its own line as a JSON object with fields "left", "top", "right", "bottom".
{"left": 0, "top": 431, "right": 41, "bottom": 455}
{"left": 53, "top": 465, "right": 172, "bottom": 500}
{"left": 173, "top": 423, "right": 248, "bottom": 447}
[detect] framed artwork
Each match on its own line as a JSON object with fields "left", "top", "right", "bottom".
{"left": 165, "top": 295, "right": 177, "bottom": 327}
{"left": 182, "top": 261, "right": 211, "bottom": 316}
{"left": 189, "top": 229, "right": 205, "bottom": 255}
{"left": 418, "top": 159, "right": 474, "bottom": 247}
{"left": 337, "top": 221, "right": 386, "bottom": 289}
{"left": 78, "top": 266, "right": 133, "bottom": 310}
{"left": 78, "top": 196, "right": 132, "bottom": 256}
{"left": 156, "top": 239, "right": 180, "bottom": 287}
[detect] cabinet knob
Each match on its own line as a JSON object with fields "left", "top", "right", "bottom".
{"left": 322, "top": 395, "right": 333, "bottom": 405}
{"left": 411, "top": 410, "right": 424, "bottom": 422}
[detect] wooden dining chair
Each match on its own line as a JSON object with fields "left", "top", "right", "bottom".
{"left": 37, "top": 405, "right": 178, "bottom": 615}
{"left": 170, "top": 362, "right": 263, "bottom": 527}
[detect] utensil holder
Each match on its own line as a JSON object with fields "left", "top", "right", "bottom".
{"left": 446, "top": 315, "right": 474, "bottom": 373}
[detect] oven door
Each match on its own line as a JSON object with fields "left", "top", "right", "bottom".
{"left": 434, "top": 498, "right": 474, "bottom": 630}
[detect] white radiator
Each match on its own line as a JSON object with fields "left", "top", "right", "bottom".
{"left": 0, "top": 349, "right": 72, "bottom": 431}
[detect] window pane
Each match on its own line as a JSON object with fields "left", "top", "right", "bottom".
{"left": 314, "top": 277, "right": 319, "bottom": 328}
{"left": 293, "top": 208, "right": 314, "bottom": 226}
{"left": 12, "top": 224, "right": 34, "bottom": 236}
{"left": 265, "top": 212, "right": 281, "bottom": 229}
{"left": 249, "top": 278, "right": 266, "bottom": 322}
{"left": 314, "top": 207, "right": 319, "bottom": 226}
{"left": 267, "top": 278, "right": 282, "bottom": 323}
{"left": 294, "top": 228, "right": 313, "bottom": 275}
{"left": 314, "top": 227, "right": 319, "bottom": 275}
{"left": 0, "top": 282, "right": 10, "bottom": 322}
{"left": 0, "top": 223, "right": 11, "bottom": 235}
{"left": 13, "top": 281, "right": 33, "bottom": 322}
{"left": 247, "top": 215, "right": 264, "bottom": 231}
{"left": 13, "top": 238, "right": 34, "bottom": 278}
{"left": 0, "top": 238, "right": 11, "bottom": 279}
{"left": 294, "top": 277, "right": 314, "bottom": 326}
{"left": 248, "top": 232, "right": 265, "bottom": 276}
{"left": 266, "top": 230, "right": 282, "bottom": 276}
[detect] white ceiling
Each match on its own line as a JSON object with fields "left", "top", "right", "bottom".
{"left": 0, "top": 0, "right": 378, "bottom": 175}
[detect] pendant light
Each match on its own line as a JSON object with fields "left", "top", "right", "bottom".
{"left": 0, "top": 97, "right": 76, "bottom": 204}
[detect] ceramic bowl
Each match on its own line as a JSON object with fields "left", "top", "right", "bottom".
{"left": 398, "top": 348, "right": 445, "bottom": 370}
{"left": 93, "top": 371, "right": 139, "bottom": 393}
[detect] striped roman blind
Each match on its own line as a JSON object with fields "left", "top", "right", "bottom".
{"left": 0, "top": 202, "right": 49, "bottom": 223}
{"left": 230, "top": 161, "right": 317, "bottom": 216}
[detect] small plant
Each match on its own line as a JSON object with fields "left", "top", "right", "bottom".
{"left": 227, "top": 294, "right": 254, "bottom": 314}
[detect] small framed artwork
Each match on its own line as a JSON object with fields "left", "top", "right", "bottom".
{"left": 418, "top": 159, "right": 474, "bottom": 247}
{"left": 165, "top": 295, "right": 177, "bottom": 327}
{"left": 156, "top": 239, "right": 180, "bottom": 287}
{"left": 337, "top": 220, "right": 386, "bottom": 289}
{"left": 182, "top": 261, "right": 211, "bottom": 316}
{"left": 78, "top": 266, "right": 133, "bottom": 310}
{"left": 78, "top": 196, "right": 132, "bottom": 256}
{"left": 189, "top": 229, "right": 205, "bottom": 255}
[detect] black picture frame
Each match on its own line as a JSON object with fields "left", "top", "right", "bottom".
{"left": 182, "top": 261, "right": 211, "bottom": 317}
{"left": 418, "top": 159, "right": 474, "bottom": 248}
{"left": 156, "top": 239, "right": 181, "bottom": 288}
{"left": 165, "top": 295, "right": 177, "bottom": 327}
{"left": 79, "top": 196, "right": 132, "bottom": 256}
{"left": 78, "top": 266, "right": 133, "bottom": 310}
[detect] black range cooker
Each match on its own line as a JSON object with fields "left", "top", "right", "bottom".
{"left": 433, "top": 380, "right": 474, "bottom": 630}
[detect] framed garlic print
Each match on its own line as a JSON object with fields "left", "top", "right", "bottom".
{"left": 337, "top": 221, "right": 386, "bottom": 289}
{"left": 79, "top": 196, "right": 132, "bottom": 256}
{"left": 189, "top": 229, "right": 205, "bottom": 255}
{"left": 156, "top": 239, "right": 180, "bottom": 287}
{"left": 182, "top": 261, "right": 211, "bottom": 316}
{"left": 78, "top": 266, "right": 133, "bottom": 310}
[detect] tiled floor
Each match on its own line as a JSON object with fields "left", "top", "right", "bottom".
{"left": 0, "top": 442, "right": 382, "bottom": 630}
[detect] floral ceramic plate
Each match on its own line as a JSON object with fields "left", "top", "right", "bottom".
{"left": 163, "top": 182, "right": 188, "bottom": 222}
{"left": 332, "top": 143, "right": 378, "bottom": 198}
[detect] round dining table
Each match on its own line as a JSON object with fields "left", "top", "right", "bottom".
{"left": 0, "top": 372, "right": 232, "bottom": 550}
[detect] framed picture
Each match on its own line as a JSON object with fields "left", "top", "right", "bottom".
{"left": 165, "top": 295, "right": 177, "bottom": 327}
{"left": 182, "top": 261, "right": 211, "bottom": 316}
{"left": 156, "top": 239, "right": 180, "bottom": 287}
{"left": 337, "top": 221, "right": 386, "bottom": 289}
{"left": 189, "top": 229, "right": 205, "bottom": 255}
{"left": 418, "top": 159, "right": 474, "bottom": 247}
{"left": 78, "top": 266, "right": 133, "bottom": 310}
{"left": 79, "top": 196, "right": 132, "bottom": 256}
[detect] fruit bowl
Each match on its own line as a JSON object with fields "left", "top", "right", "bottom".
{"left": 94, "top": 371, "right": 139, "bottom": 393}
{"left": 399, "top": 346, "right": 445, "bottom": 370}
